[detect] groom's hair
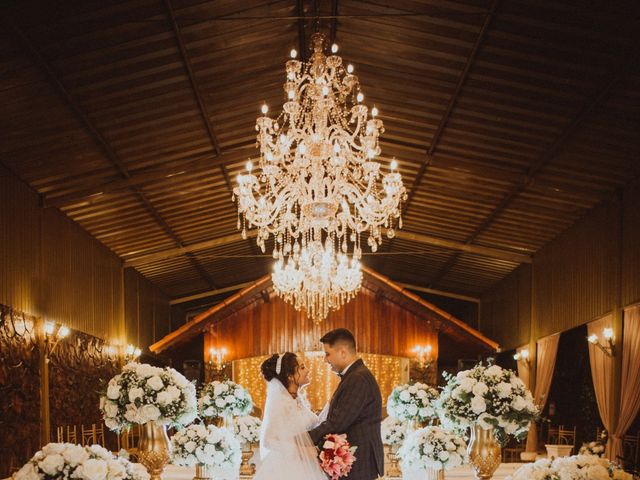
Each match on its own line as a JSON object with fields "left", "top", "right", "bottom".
{"left": 320, "top": 328, "right": 356, "bottom": 352}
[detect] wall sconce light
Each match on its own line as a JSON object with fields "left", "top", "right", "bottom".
{"left": 43, "top": 320, "right": 70, "bottom": 357}
{"left": 124, "top": 344, "right": 142, "bottom": 362}
{"left": 208, "top": 347, "right": 228, "bottom": 375}
{"left": 513, "top": 348, "right": 530, "bottom": 366}
{"left": 587, "top": 328, "right": 615, "bottom": 357}
{"left": 412, "top": 345, "right": 433, "bottom": 369}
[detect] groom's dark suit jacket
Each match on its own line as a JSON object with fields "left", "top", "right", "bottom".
{"left": 309, "top": 359, "right": 384, "bottom": 480}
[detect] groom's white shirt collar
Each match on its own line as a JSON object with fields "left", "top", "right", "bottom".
{"left": 340, "top": 359, "right": 358, "bottom": 376}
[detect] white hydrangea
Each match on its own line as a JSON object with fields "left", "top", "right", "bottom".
{"left": 15, "top": 443, "right": 149, "bottom": 480}
{"left": 171, "top": 424, "right": 241, "bottom": 470}
{"left": 233, "top": 415, "right": 262, "bottom": 445}
{"left": 398, "top": 426, "right": 467, "bottom": 472}
{"left": 436, "top": 362, "right": 539, "bottom": 443}
{"left": 381, "top": 416, "right": 408, "bottom": 447}
{"left": 199, "top": 380, "right": 253, "bottom": 419}
{"left": 506, "top": 454, "right": 633, "bottom": 480}
{"left": 100, "top": 362, "right": 197, "bottom": 432}
{"left": 387, "top": 383, "right": 439, "bottom": 423}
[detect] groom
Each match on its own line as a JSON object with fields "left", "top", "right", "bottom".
{"left": 309, "top": 328, "right": 384, "bottom": 480}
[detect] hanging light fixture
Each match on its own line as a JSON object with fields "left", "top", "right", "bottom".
{"left": 233, "top": 32, "right": 406, "bottom": 321}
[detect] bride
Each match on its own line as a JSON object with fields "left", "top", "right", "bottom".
{"left": 253, "top": 352, "right": 327, "bottom": 480}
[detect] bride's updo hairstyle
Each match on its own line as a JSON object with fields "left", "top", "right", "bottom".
{"left": 261, "top": 352, "right": 298, "bottom": 389}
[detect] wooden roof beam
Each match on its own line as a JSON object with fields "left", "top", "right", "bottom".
{"left": 428, "top": 57, "right": 632, "bottom": 288}
{"left": 12, "top": 24, "right": 217, "bottom": 289}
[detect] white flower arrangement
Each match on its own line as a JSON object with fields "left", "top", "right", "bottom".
{"left": 506, "top": 454, "right": 633, "bottom": 480}
{"left": 398, "top": 426, "right": 467, "bottom": 472}
{"left": 233, "top": 415, "right": 262, "bottom": 445}
{"left": 100, "top": 362, "right": 197, "bottom": 432}
{"left": 579, "top": 440, "right": 606, "bottom": 457}
{"left": 436, "top": 363, "right": 538, "bottom": 444}
{"left": 14, "top": 443, "right": 149, "bottom": 480}
{"left": 381, "top": 416, "right": 408, "bottom": 447}
{"left": 199, "top": 380, "right": 253, "bottom": 419}
{"left": 387, "top": 383, "right": 439, "bottom": 423}
{"left": 171, "top": 423, "right": 241, "bottom": 469}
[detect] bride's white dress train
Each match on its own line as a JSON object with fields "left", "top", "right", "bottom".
{"left": 253, "top": 379, "right": 327, "bottom": 480}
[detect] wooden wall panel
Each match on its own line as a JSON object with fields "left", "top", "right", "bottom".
{"left": 480, "top": 178, "right": 640, "bottom": 346}
{"left": 124, "top": 267, "right": 171, "bottom": 350}
{"left": 205, "top": 287, "right": 439, "bottom": 360}
{"left": 480, "top": 264, "right": 531, "bottom": 351}
{"left": 622, "top": 183, "right": 640, "bottom": 307}
{"left": 0, "top": 165, "right": 169, "bottom": 349}
{"left": 533, "top": 201, "right": 616, "bottom": 339}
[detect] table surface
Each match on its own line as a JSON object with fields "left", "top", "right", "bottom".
{"left": 162, "top": 463, "right": 523, "bottom": 479}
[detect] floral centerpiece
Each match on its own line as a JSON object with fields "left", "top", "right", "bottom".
{"left": 319, "top": 433, "right": 357, "bottom": 480}
{"left": 579, "top": 440, "right": 606, "bottom": 457}
{"left": 171, "top": 423, "right": 241, "bottom": 470}
{"left": 100, "top": 362, "right": 197, "bottom": 431}
{"left": 15, "top": 443, "right": 149, "bottom": 480}
{"left": 199, "top": 380, "right": 253, "bottom": 419}
{"left": 436, "top": 363, "right": 538, "bottom": 444}
{"left": 387, "top": 383, "right": 439, "bottom": 424}
{"left": 233, "top": 415, "right": 262, "bottom": 445}
{"left": 398, "top": 426, "right": 467, "bottom": 472}
{"left": 381, "top": 416, "right": 408, "bottom": 448}
{"left": 506, "top": 454, "right": 633, "bottom": 480}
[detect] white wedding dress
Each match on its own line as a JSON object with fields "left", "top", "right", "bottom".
{"left": 253, "top": 379, "right": 327, "bottom": 480}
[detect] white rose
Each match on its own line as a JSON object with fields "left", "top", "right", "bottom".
{"left": 511, "top": 396, "right": 527, "bottom": 411}
{"left": 38, "top": 454, "right": 65, "bottom": 475}
{"left": 146, "top": 376, "right": 164, "bottom": 391}
{"left": 107, "top": 383, "right": 121, "bottom": 400}
{"left": 42, "top": 443, "right": 65, "bottom": 455}
{"left": 88, "top": 445, "right": 111, "bottom": 460}
{"left": 416, "top": 389, "right": 427, "bottom": 398}
{"left": 156, "top": 391, "right": 172, "bottom": 406}
{"left": 107, "top": 459, "right": 127, "bottom": 479}
{"left": 407, "top": 404, "right": 418, "bottom": 416}
{"left": 213, "top": 450, "right": 225, "bottom": 465}
{"left": 485, "top": 365, "right": 503, "bottom": 377}
{"left": 15, "top": 463, "right": 40, "bottom": 480}
{"left": 77, "top": 458, "right": 108, "bottom": 480}
{"left": 448, "top": 452, "right": 462, "bottom": 467}
{"left": 215, "top": 398, "right": 226, "bottom": 408}
{"left": 140, "top": 404, "right": 161, "bottom": 422}
{"left": 105, "top": 418, "right": 120, "bottom": 430}
{"left": 62, "top": 444, "right": 88, "bottom": 465}
{"left": 135, "top": 364, "right": 158, "bottom": 378}
{"left": 470, "top": 395, "right": 486, "bottom": 414}
{"left": 185, "top": 441, "right": 197, "bottom": 453}
{"left": 166, "top": 385, "right": 181, "bottom": 402}
{"left": 399, "top": 390, "right": 411, "bottom": 402}
{"left": 128, "top": 387, "right": 144, "bottom": 403}
{"left": 496, "top": 382, "right": 512, "bottom": 398}
{"left": 438, "top": 450, "right": 450, "bottom": 461}
{"left": 472, "top": 382, "right": 488, "bottom": 397}
{"left": 459, "top": 377, "right": 476, "bottom": 393}
{"left": 104, "top": 401, "right": 119, "bottom": 418}
{"left": 424, "top": 444, "right": 434, "bottom": 453}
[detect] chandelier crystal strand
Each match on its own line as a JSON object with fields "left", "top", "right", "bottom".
{"left": 234, "top": 32, "right": 406, "bottom": 322}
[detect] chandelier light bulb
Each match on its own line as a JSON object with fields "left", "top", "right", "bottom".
{"left": 356, "top": 92, "right": 364, "bottom": 102}
{"left": 371, "top": 106, "right": 379, "bottom": 117}
{"left": 290, "top": 48, "right": 298, "bottom": 58}
{"left": 44, "top": 321, "right": 55, "bottom": 336}
{"left": 322, "top": 85, "right": 330, "bottom": 96}
{"left": 347, "top": 64, "right": 354, "bottom": 74}
{"left": 57, "top": 325, "right": 70, "bottom": 338}
{"left": 588, "top": 334, "right": 598, "bottom": 344}
{"left": 246, "top": 160, "right": 253, "bottom": 172}
{"left": 603, "top": 328, "right": 614, "bottom": 340}
{"left": 390, "top": 159, "right": 398, "bottom": 170}
{"left": 331, "top": 43, "right": 339, "bottom": 53}
{"left": 261, "top": 104, "right": 268, "bottom": 115}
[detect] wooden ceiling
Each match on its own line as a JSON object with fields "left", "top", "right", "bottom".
{"left": 1, "top": 0, "right": 639, "bottom": 308}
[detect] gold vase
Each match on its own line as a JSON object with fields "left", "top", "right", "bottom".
{"left": 424, "top": 468, "right": 445, "bottom": 480}
{"left": 137, "top": 421, "right": 172, "bottom": 480}
{"left": 194, "top": 464, "right": 213, "bottom": 480}
{"left": 467, "top": 425, "right": 501, "bottom": 480}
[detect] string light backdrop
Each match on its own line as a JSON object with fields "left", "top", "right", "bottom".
{"left": 233, "top": 352, "right": 409, "bottom": 413}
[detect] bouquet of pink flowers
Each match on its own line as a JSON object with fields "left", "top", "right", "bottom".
{"left": 319, "top": 433, "right": 357, "bottom": 480}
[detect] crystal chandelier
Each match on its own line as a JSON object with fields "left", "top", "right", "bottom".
{"left": 272, "top": 240, "right": 362, "bottom": 322}
{"left": 233, "top": 32, "right": 406, "bottom": 321}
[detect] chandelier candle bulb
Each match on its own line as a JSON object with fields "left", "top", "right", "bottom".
{"left": 261, "top": 104, "right": 268, "bottom": 115}
{"left": 331, "top": 43, "right": 338, "bottom": 53}
{"left": 290, "top": 49, "right": 297, "bottom": 58}
{"left": 233, "top": 32, "right": 406, "bottom": 322}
